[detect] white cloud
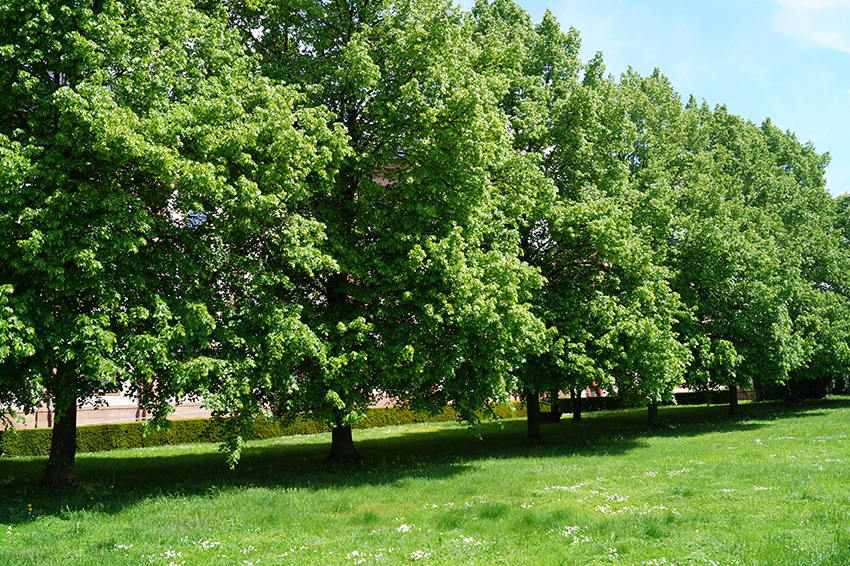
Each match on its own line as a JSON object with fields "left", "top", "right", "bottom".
{"left": 774, "top": 0, "right": 850, "bottom": 52}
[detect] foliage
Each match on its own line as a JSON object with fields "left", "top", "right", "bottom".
{"left": 476, "top": 3, "right": 690, "bottom": 408}
{"left": 1, "top": 0, "right": 847, "bottom": 471}
{"left": 0, "top": 0, "right": 346, "bottom": 476}
{"left": 216, "top": 0, "right": 550, "bottom": 439}
{"left": 666, "top": 101, "right": 847, "bottom": 397}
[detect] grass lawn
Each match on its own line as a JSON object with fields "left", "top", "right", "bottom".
{"left": 1, "top": 398, "right": 849, "bottom": 566}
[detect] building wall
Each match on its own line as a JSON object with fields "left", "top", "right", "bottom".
{"left": 14, "top": 392, "right": 212, "bottom": 430}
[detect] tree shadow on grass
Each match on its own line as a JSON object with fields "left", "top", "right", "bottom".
{"left": 0, "top": 397, "right": 846, "bottom": 525}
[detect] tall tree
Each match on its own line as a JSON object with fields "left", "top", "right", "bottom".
{"left": 658, "top": 99, "right": 841, "bottom": 409}
{"left": 220, "top": 0, "right": 550, "bottom": 459}
{"left": 477, "top": 3, "right": 690, "bottom": 436}
{"left": 0, "top": 0, "right": 345, "bottom": 483}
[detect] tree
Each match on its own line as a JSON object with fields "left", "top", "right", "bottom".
{"left": 656, "top": 98, "right": 842, "bottom": 410}
{"left": 220, "top": 0, "right": 550, "bottom": 459}
{"left": 477, "top": 3, "right": 690, "bottom": 437}
{"left": 0, "top": 0, "right": 345, "bottom": 484}
{"left": 749, "top": 119, "right": 848, "bottom": 400}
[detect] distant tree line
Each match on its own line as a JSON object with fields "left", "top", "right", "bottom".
{"left": 2, "top": 0, "right": 848, "bottom": 486}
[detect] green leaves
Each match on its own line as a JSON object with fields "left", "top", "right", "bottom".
{"left": 215, "top": 0, "right": 555, "bottom": 433}
{"left": 3, "top": 0, "right": 847, "bottom": 466}
{"left": 0, "top": 0, "right": 348, "bottom": 465}
{"left": 0, "top": 285, "right": 35, "bottom": 364}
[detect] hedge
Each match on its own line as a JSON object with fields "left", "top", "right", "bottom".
{"left": 672, "top": 390, "right": 735, "bottom": 405}
{"left": 0, "top": 392, "right": 738, "bottom": 458}
{"left": 0, "top": 403, "right": 527, "bottom": 458}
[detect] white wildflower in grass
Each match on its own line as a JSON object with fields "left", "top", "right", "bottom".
{"left": 397, "top": 524, "right": 412, "bottom": 533}
{"left": 196, "top": 540, "right": 220, "bottom": 549}
{"left": 410, "top": 550, "right": 431, "bottom": 560}
{"left": 596, "top": 502, "right": 672, "bottom": 516}
{"left": 113, "top": 544, "right": 133, "bottom": 550}
{"left": 605, "top": 493, "right": 628, "bottom": 502}
{"left": 543, "top": 482, "right": 585, "bottom": 492}
{"left": 521, "top": 502, "right": 534, "bottom": 508}
{"left": 561, "top": 525, "right": 592, "bottom": 544}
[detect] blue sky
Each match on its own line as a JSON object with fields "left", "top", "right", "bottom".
{"left": 506, "top": 0, "right": 850, "bottom": 196}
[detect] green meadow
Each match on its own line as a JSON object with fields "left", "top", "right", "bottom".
{"left": 2, "top": 399, "right": 849, "bottom": 566}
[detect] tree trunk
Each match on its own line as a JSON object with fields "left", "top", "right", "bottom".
{"left": 549, "top": 390, "right": 560, "bottom": 414}
{"left": 571, "top": 388, "right": 582, "bottom": 423}
{"left": 729, "top": 384, "right": 739, "bottom": 415}
{"left": 525, "top": 389, "right": 543, "bottom": 442}
{"left": 41, "top": 366, "right": 78, "bottom": 488}
{"left": 647, "top": 403, "right": 659, "bottom": 427}
{"left": 327, "top": 422, "right": 362, "bottom": 462}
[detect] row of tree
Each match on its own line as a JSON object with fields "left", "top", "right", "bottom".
{"left": 1, "top": 0, "right": 848, "bottom": 486}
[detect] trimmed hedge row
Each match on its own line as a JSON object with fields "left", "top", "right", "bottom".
{"left": 0, "top": 418, "right": 231, "bottom": 458}
{"left": 0, "top": 392, "right": 735, "bottom": 458}
{"left": 0, "top": 403, "right": 527, "bottom": 458}
{"left": 578, "top": 390, "right": 736, "bottom": 410}
{"left": 672, "top": 390, "right": 735, "bottom": 406}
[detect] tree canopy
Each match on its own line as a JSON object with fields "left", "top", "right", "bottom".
{"left": 0, "top": 0, "right": 346, "bottom": 483}
{"left": 215, "top": 0, "right": 553, "bottom": 459}
{"left": 2, "top": 0, "right": 849, "bottom": 479}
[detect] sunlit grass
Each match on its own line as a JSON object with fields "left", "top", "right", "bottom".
{"left": 2, "top": 399, "right": 850, "bottom": 565}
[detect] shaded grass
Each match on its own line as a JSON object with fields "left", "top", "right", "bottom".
{"left": 2, "top": 398, "right": 850, "bottom": 565}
